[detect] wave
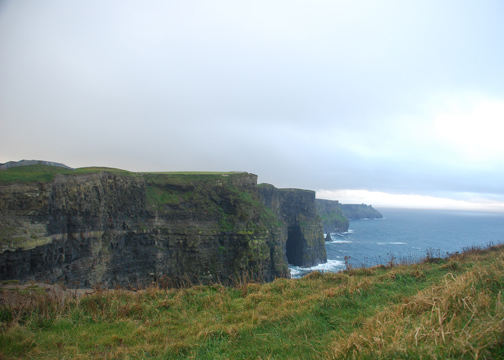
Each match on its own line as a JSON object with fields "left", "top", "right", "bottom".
{"left": 289, "top": 259, "right": 345, "bottom": 278}
{"left": 308, "top": 259, "right": 345, "bottom": 271}
{"left": 377, "top": 242, "right": 407, "bottom": 245}
{"left": 290, "top": 267, "right": 303, "bottom": 278}
{"left": 331, "top": 240, "right": 352, "bottom": 244}
{"left": 328, "top": 230, "right": 354, "bottom": 238}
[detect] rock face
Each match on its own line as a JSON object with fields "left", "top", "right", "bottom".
{"left": 0, "top": 169, "right": 294, "bottom": 287}
{"left": 340, "top": 204, "right": 383, "bottom": 220}
{"left": 258, "top": 185, "right": 326, "bottom": 267}
{"left": 315, "top": 199, "right": 349, "bottom": 234}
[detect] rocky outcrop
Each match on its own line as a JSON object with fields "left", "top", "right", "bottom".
{"left": 258, "top": 184, "right": 326, "bottom": 267}
{"left": 340, "top": 204, "right": 383, "bottom": 220}
{"left": 315, "top": 199, "right": 349, "bottom": 235}
{"left": 0, "top": 169, "right": 291, "bottom": 287}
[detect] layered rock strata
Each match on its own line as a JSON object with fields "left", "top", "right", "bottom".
{"left": 315, "top": 199, "right": 349, "bottom": 235}
{"left": 0, "top": 169, "right": 291, "bottom": 287}
{"left": 258, "top": 185, "right": 326, "bottom": 267}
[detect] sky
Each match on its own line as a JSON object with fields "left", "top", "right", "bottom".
{"left": 1, "top": 1, "right": 504, "bottom": 212}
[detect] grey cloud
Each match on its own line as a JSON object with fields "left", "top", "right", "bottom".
{"left": 2, "top": 0, "right": 504, "bottom": 207}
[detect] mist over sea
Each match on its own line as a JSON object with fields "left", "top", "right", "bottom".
{"left": 290, "top": 208, "right": 504, "bottom": 278}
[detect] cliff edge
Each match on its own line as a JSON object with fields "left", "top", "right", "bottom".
{"left": 259, "top": 184, "right": 326, "bottom": 267}
{"left": 0, "top": 166, "right": 292, "bottom": 287}
{"left": 0, "top": 164, "right": 327, "bottom": 287}
{"left": 315, "top": 199, "right": 349, "bottom": 234}
{"left": 340, "top": 204, "right": 383, "bottom": 220}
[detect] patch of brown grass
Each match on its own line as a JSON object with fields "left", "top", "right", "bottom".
{"left": 329, "top": 254, "right": 504, "bottom": 359}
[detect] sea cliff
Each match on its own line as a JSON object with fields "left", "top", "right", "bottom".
{"left": 340, "top": 204, "right": 383, "bottom": 220}
{"left": 0, "top": 164, "right": 326, "bottom": 287}
{"left": 259, "top": 185, "right": 326, "bottom": 267}
{"left": 315, "top": 199, "right": 349, "bottom": 234}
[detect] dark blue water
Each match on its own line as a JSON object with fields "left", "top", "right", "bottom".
{"left": 290, "top": 208, "right": 504, "bottom": 277}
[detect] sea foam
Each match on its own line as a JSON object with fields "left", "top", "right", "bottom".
{"left": 289, "top": 259, "right": 345, "bottom": 278}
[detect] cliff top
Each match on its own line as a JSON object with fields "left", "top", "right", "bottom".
{"left": 258, "top": 183, "right": 315, "bottom": 194}
{"left": 0, "top": 164, "right": 249, "bottom": 184}
{"left": 0, "top": 165, "right": 135, "bottom": 184}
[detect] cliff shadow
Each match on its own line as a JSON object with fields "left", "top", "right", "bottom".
{"left": 286, "top": 225, "right": 304, "bottom": 266}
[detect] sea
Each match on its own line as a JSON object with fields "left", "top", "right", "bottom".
{"left": 290, "top": 208, "right": 504, "bottom": 278}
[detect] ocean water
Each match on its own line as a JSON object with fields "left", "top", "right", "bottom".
{"left": 290, "top": 208, "right": 504, "bottom": 278}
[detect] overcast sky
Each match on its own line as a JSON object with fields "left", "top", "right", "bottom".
{"left": 1, "top": 1, "right": 504, "bottom": 211}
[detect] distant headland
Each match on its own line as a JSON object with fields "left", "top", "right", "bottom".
{"left": 0, "top": 159, "right": 74, "bottom": 171}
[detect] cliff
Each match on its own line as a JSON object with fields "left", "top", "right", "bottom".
{"left": 258, "top": 184, "right": 326, "bottom": 267}
{"left": 340, "top": 204, "right": 383, "bottom": 220}
{"left": 315, "top": 199, "right": 349, "bottom": 234}
{"left": 0, "top": 165, "right": 293, "bottom": 287}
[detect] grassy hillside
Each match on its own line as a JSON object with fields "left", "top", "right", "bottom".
{"left": 1, "top": 244, "right": 504, "bottom": 359}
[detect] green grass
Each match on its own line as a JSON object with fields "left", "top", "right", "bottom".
{"left": 142, "top": 171, "right": 237, "bottom": 175}
{"left": 0, "top": 165, "right": 139, "bottom": 184}
{"left": 319, "top": 211, "right": 349, "bottom": 229}
{"left": 142, "top": 172, "right": 261, "bottom": 225}
{"left": 0, "top": 165, "right": 73, "bottom": 183}
{"left": 2, "top": 244, "right": 504, "bottom": 359}
{"left": 0, "top": 165, "right": 241, "bottom": 184}
{"left": 74, "top": 167, "right": 137, "bottom": 176}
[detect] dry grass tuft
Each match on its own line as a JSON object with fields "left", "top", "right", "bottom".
{"left": 329, "top": 254, "right": 504, "bottom": 359}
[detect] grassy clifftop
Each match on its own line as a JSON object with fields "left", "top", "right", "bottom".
{"left": 0, "top": 165, "right": 140, "bottom": 184}
{"left": 1, "top": 244, "right": 503, "bottom": 359}
{"left": 0, "top": 165, "right": 239, "bottom": 184}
